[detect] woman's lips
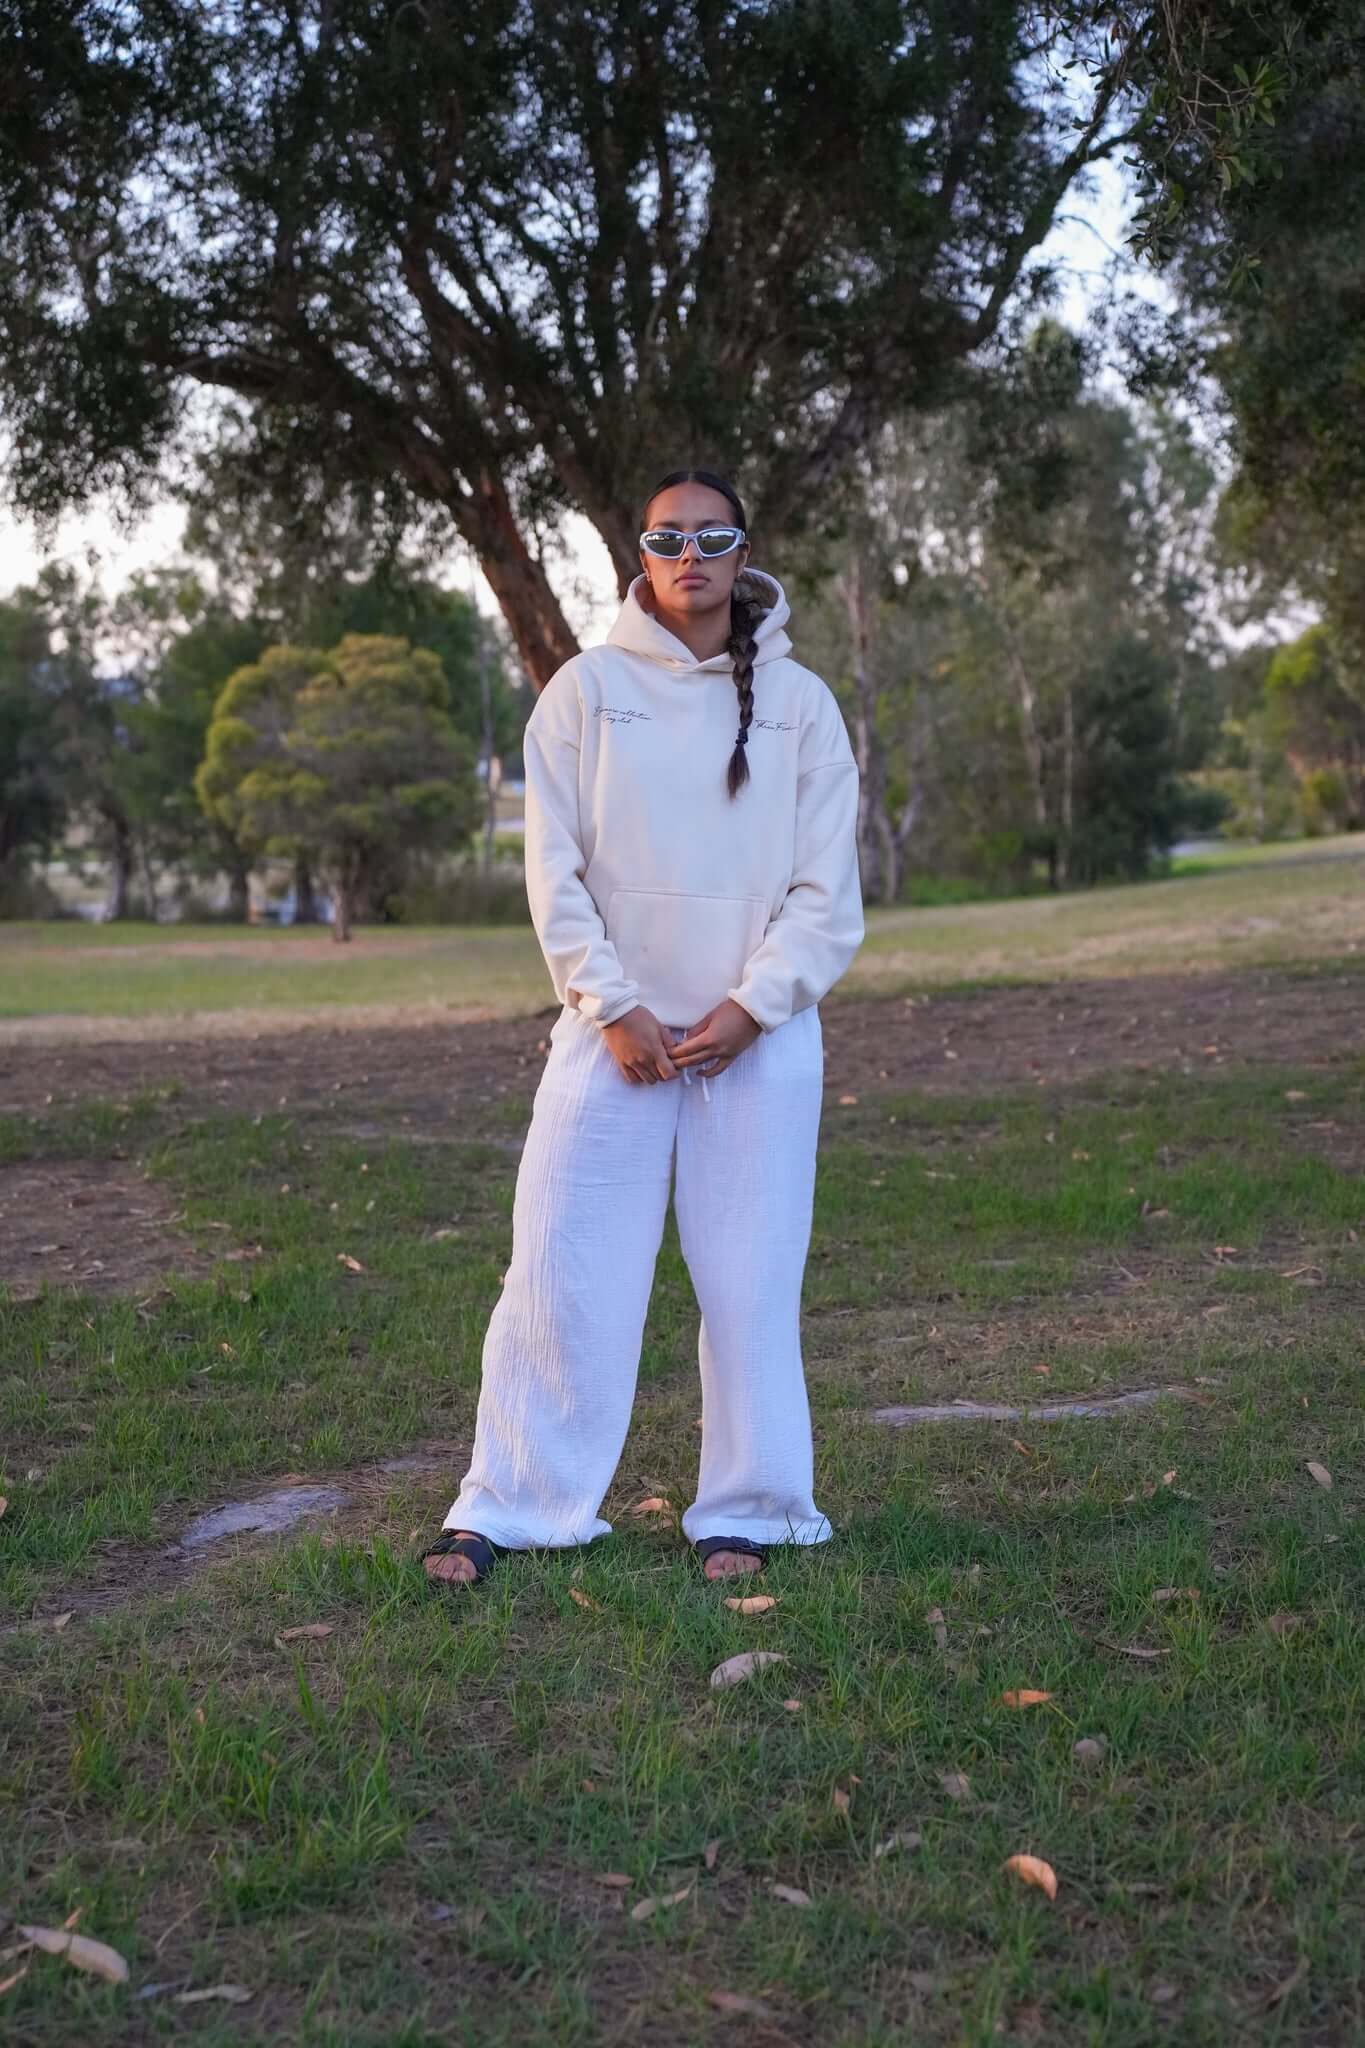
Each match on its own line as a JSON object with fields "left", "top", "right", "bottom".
{"left": 677, "top": 574, "right": 708, "bottom": 587}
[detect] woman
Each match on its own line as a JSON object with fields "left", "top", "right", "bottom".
{"left": 423, "top": 468, "right": 864, "bottom": 1590}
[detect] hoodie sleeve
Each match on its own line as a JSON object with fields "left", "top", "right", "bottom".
{"left": 522, "top": 667, "right": 643, "bottom": 1028}
{"left": 726, "top": 681, "right": 864, "bottom": 1032}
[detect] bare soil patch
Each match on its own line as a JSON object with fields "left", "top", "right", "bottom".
{"left": 0, "top": 1158, "right": 217, "bottom": 1302}
{"left": 3, "top": 966, "right": 1360, "bottom": 1130}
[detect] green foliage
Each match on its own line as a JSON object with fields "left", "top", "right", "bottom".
{"left": 198, "top": 633, "right": 480, "bottom": 932}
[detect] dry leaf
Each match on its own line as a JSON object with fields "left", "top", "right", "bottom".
{"left": 837, "top": 1094, "right": 859, "bottom": 1106}
{"left": 703, "top": 1838, "right": 720, "bottom": 1871}
{"left": 1000, "top": 1689, "right": 1052, "bottom": 1708}
{"left": 629, "top": 1881, "right": 694, "bottom": 1922}
{"left": 591, "top": 1872, "right": 633, "bottom": 1889}
{"left": 50, "top": 1612, "right": 74, "bottom": 1632}
{"left": 337, "top": 1253, "right": 364, "bottom": 1273}
{"left": 830, "top": 1773, "right": 861, "bottom": 1815}
{"left": 1010, "top": 1439, "right": 1034, "bottom": 1457}
{"left": 1267, "top": 1612, "right": 1305, "bottom": 1638}
{"left": 1098, "top": 1640, "right": 1171, "bottom": 1660}
{"left": 568, "top": 1587, "right": 603, "bottom": 1612}
{"left": 1003, "top": 1855, "right": 1058, "bottom": 1900}
{"left": 274, "top": 1623, "right": 334, "bottom": 1645}
{"left": 174, "top": 1985, "right": 254, "bottom": 2006}
{"left": 925, "top": 1606, "right": 948, "bottom": 1649}
{"left": 16, "top": 1925, "right": 129, "bottom": 1985}
{"left": 1151, "top": 1587, "right": 1200, "bottom": 1605}
{"left": 0, "top": 1497, "right": 7, "bottom": 1519}
{"left": 769, "top": 1882, "right": 811, "bottom": 1907}
{"left": 709, "top": 1650, "right": 789, "bottom": 1690}
{"left": 781, "top": 1698, "right": 802, "bottom": 1712}
{"left": 873, "top": 1829, "right": 922, "bottom": 1860}
{"left": 724, "top": 1593, "right": 779, "bottom": 1614}
{"left": 0, "top": 1966, "right": 29, "bottom": 1994}
{"left": 629, "top": 1496, "right": 671, "bottom": 1515}
{"left": 939, "top": 1770, "right": 972, "bottom": 1802}
{"left": 1072, "top": 1737, "right": 1107, "bottom": 1765}
{"left": 1306, "top": 1461, "right": 1333, "bottom": 1490}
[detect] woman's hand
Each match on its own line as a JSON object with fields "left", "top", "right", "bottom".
{"left": 667, "top": 999, "right": 761, "bottom": 1078}
{"left": 600, "top": 1005, "right": 681, "bottom": 1085}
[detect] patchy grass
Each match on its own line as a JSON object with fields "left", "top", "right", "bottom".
{"left": 1, "top": 1050, "right": 1363, "bottom": 2043}
{"left": 3, "top": 833, "right": 1364, "bottom": 1032}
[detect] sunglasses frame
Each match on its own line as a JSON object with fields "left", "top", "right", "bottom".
{"left": 638, "top": 524, "right": 748, "bottom": 560}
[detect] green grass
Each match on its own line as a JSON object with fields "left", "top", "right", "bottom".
{"left": 4, "top": 832, "right": 1364, "bottom": 1023}
{"left": 2, "top": 1043, "right": 1364, "bottom": 2042}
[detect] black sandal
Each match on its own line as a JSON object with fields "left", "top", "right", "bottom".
{"left": 694, "top": 1534, "right": 771, "bottom": 1575}
{"left": 421, "top": 1529, "right": 509, "bottom": 1587}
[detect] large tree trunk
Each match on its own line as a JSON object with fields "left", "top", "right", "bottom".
{"left": 139, "top": 837, "right": 159, "bottom": 923}
{"left": 226, "top": 858, "right": 250, "bottom": 923}
{"left": 457, "top": 469, "right": 580, "bottom": 691}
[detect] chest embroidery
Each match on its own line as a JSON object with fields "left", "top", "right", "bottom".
{"left": 751, "top": 717, "right": 797, "bottom": 732}
{"left": 594, "top": 704, "right": 654, "bottom": 724}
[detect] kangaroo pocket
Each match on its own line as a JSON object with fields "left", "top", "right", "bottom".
{"left": 606, "top": 887, "right": 769, "bottom": 1027}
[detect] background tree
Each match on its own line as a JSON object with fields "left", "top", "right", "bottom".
{"left": 1263, "top": 625, "right": 1365, "bottom": 831}
{"left": 0, "top": 587, "right": 67, "bottom": 906}
{"left": 1, "top": 0, "right": 1156, "bottom": 688}
{"left": 197, "top": 634, "right": 481, "bottom": 940}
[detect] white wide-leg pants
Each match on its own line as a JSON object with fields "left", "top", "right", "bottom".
{"left": 441, "top": 999, "right": 833, "bottom": 1553}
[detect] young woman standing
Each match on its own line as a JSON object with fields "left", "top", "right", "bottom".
{"left": 423, "top": 469, "right": 864, "bottom": 1590}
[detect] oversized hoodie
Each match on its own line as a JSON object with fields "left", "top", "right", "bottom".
{"left": 521, "top": 567, "right": 865, "bottom": 1035}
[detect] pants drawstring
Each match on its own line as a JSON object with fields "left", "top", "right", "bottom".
{"left": 681, "top": 1063, "right": 712, "bottom": 1103}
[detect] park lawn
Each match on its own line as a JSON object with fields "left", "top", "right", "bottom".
{"left": 2, "top": 833, "right": 1364, "bottom": 1028}
{"left": 2, "top": 1046, "right": 1363, "bottom": 2044}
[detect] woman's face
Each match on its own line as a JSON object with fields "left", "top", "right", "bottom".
{"left": 638, "top": 482, "right": 751, "bottom": 624}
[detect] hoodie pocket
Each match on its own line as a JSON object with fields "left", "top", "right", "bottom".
{"left": 607, "top": 888, "right": 769, "bottom": 1027}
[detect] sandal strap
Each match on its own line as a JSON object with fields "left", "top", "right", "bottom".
{"left": 694, "top": 1534, "right": 770, "bottom": 1564}
{"left": 422, "top": 1530, "right": 505, "bottom": 1568}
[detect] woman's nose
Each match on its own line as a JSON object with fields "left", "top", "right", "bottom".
{"left": 679, "top": 535, "right": 703, "bottom": 561}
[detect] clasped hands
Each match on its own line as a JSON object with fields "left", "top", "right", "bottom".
{"left": 601, "top": 999, "right": 760, "bottom": 1086}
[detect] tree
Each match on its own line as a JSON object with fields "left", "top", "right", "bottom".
{"left": 1264, "top": 625, "right": 1365, "bottom": 829}
{"left": 0, "top": 588, "right": 66, "bottom": 894}
{"left": 197, "top": 633, "right": 481, "bottom": 940}
{"left": 2, "top": 0, "right": 1154, "bottom": 689}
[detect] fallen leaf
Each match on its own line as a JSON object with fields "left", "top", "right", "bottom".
{"left": 703, "top": 1838, "right": 720, "bottom": 1871}
{"left": 337, "top": 1253, "right": 364, "bottom": 1273}
{"left": 629, "top": 1496, "right": 671, "bottom": 1515}
{"left": 837, "top": 1094, "right": 858, "bottom": 1106}
{"left": 1267, "top": 1612, "right": 1305, "bottom": 1638}
{"left": 174, "top": 1985, "right": 254, "bottom": 2006}
{"left": 0, "top": 1967, "right": 29, "bottom": 1995}
{"left": 1003, "top": 1854, "right": 1058, "bottom": 1900}
{"left": 724, "top": 1593, "right": 779, "bottom": 1614}
{"left": 939, "top": 1770, "right": 972, "bottom": 1802}
{"left": 16, "top": 1926, "right": 129, "bottom": 1985}
{"left": 709, "top": 1650, "right": 789, "bottom": 1690}
{"left": 0, "top": 1497, "right": 7, "bottom": 1518}
{"left": 925, "top": 1606, "right": 948, "bottom": 1649}
{"left": 50, "top": 1613, "right": 74, "bottom": 1632}
{"left": 1151, "top": 1587, "right": 1200, "bottom": 1605}
{"left": 591, "top": 1872, "right": 633, "bottom": 1889}
{"left": 1010, "top": 1439, "right": 1034, "bottom": 1458}
{"left": 873, "top": 1829, "right": 922, "bottom": 1859}
{"left": 630, "top": 1881, "right": 694, "bottom": 1922}
{"left": 274, "top": 1623, "right": 334, "bottom": 1645}
{"left": 769, "top": 1882, "right": 811, "bottom": 1907}
{"left": 781, "top": 1698, "right": 802, "bottom": 1712}
{"left": 1306, "top": 1461, "right": 1332, "bottom": 1490}
{"left": 1097, "top": 1640, "right": 1171, "bottom": 1660}
{"left": 1000, "top": 1689, "right": 1052, "bottom": 1708}
{"left": 1284, "top": 1089, "right": 1308, "bottom": 1102}
{"left": 1072, "top": 1737, "right": 1107, "bottom": 1765}
{"left": 569, "top": 1587, "right": 603, "bottom": 1611}
{"left": 831, "top": 1773, "right": 861, "bottom": 1814}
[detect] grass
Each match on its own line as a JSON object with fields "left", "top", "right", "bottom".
{"left": 3, "top": 832, "right": 1363, "bottom": 1027}
{"left": 2, "top": 1036, "right": 1364, "bottom": 2042}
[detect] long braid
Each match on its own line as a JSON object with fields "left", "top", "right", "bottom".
{"left": 726, "top": 573, "right": 764, "bottom": 798}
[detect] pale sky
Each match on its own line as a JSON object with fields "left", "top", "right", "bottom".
{"left": 0, "top": 159, "right": 1162, "bottom": 656}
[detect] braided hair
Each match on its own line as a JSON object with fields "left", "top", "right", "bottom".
{"left": 640, "top": 468, "right": 766, "bottom": 799}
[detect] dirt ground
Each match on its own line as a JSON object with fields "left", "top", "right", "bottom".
{"left": 2, "top": 965, "right": 1359, "bottom": 1304}
{"left": 3, "top": 964, "right": 1360, "bottom": 1125}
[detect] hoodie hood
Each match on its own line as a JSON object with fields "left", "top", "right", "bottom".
{"left": 604, "top": 567, "right": 794, "bottom": 673}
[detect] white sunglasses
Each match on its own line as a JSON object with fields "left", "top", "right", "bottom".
{"left": 639, "top": 525, "right": 747, "bottom": 560}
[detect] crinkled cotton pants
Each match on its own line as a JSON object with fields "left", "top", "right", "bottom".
{"left": 441, "top": 999, "right": 833, "bottom": 1553}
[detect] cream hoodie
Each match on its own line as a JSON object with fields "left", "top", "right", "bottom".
{"left": 521, "top": 568, "right": 864, "bottom": 1035}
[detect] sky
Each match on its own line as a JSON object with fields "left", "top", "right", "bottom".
{"left": 0, "top": 158, "right": 1167, "bottom": 654}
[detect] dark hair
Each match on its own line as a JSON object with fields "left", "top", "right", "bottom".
{"left": 640, "top": 467, "right": 765, "bottom": 798}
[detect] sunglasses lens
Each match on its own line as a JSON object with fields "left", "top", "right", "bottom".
{"left": 644, "top": 531, "right": 686, "bottom": 557}
{"left": 697, "top": 529, "right": 738, "bottom": 556}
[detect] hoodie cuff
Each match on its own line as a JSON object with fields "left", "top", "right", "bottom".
{"left": 726, "top": 990, "right": 776, "bottom": 1033}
